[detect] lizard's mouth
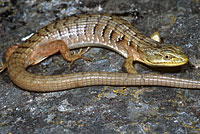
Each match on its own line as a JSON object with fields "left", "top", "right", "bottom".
{"left": 140, "top": 54, "right": 188, "bottom": 67}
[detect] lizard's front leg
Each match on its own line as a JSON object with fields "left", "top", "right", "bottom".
{"left": 124, "top": 57, "right": 137, "bottom": 73}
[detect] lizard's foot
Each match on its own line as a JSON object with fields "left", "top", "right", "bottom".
{"left": 0, "top": 62, "right": 7, "bottom": 73}
{"left": 68, "top": 47, "right": 91, "bottom": 67}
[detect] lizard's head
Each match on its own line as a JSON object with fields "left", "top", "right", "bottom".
{"left": 139, "top": 45, "right": 188, "bottom": 67}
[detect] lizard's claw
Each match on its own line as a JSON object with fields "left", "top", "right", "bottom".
{"left": 0, "top": 62, "right": 7, "bottom": 73}
{"left": 74, "top": 47, "right": 91, "bottom": 58}
{"left": 68, "top": 47, "right": 92, "bottom": 67}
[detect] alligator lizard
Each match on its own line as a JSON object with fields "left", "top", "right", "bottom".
{"left": 0, "top": 13, "right": 200, "bottom": 92}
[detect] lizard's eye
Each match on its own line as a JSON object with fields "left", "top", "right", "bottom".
{"left": 164, "top": 55, "right": 172, "bottom": 60}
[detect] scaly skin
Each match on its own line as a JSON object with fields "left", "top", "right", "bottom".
{"left": 0, "top": 13, "right": 199, "bottom": 92}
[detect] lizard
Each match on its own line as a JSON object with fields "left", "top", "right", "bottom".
{"left": 0, "top": 13, "right": 199, "bottom": 92}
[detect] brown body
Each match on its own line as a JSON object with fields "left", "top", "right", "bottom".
{"left": 1, "top": 13, "right": 200, "bottom": 92}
